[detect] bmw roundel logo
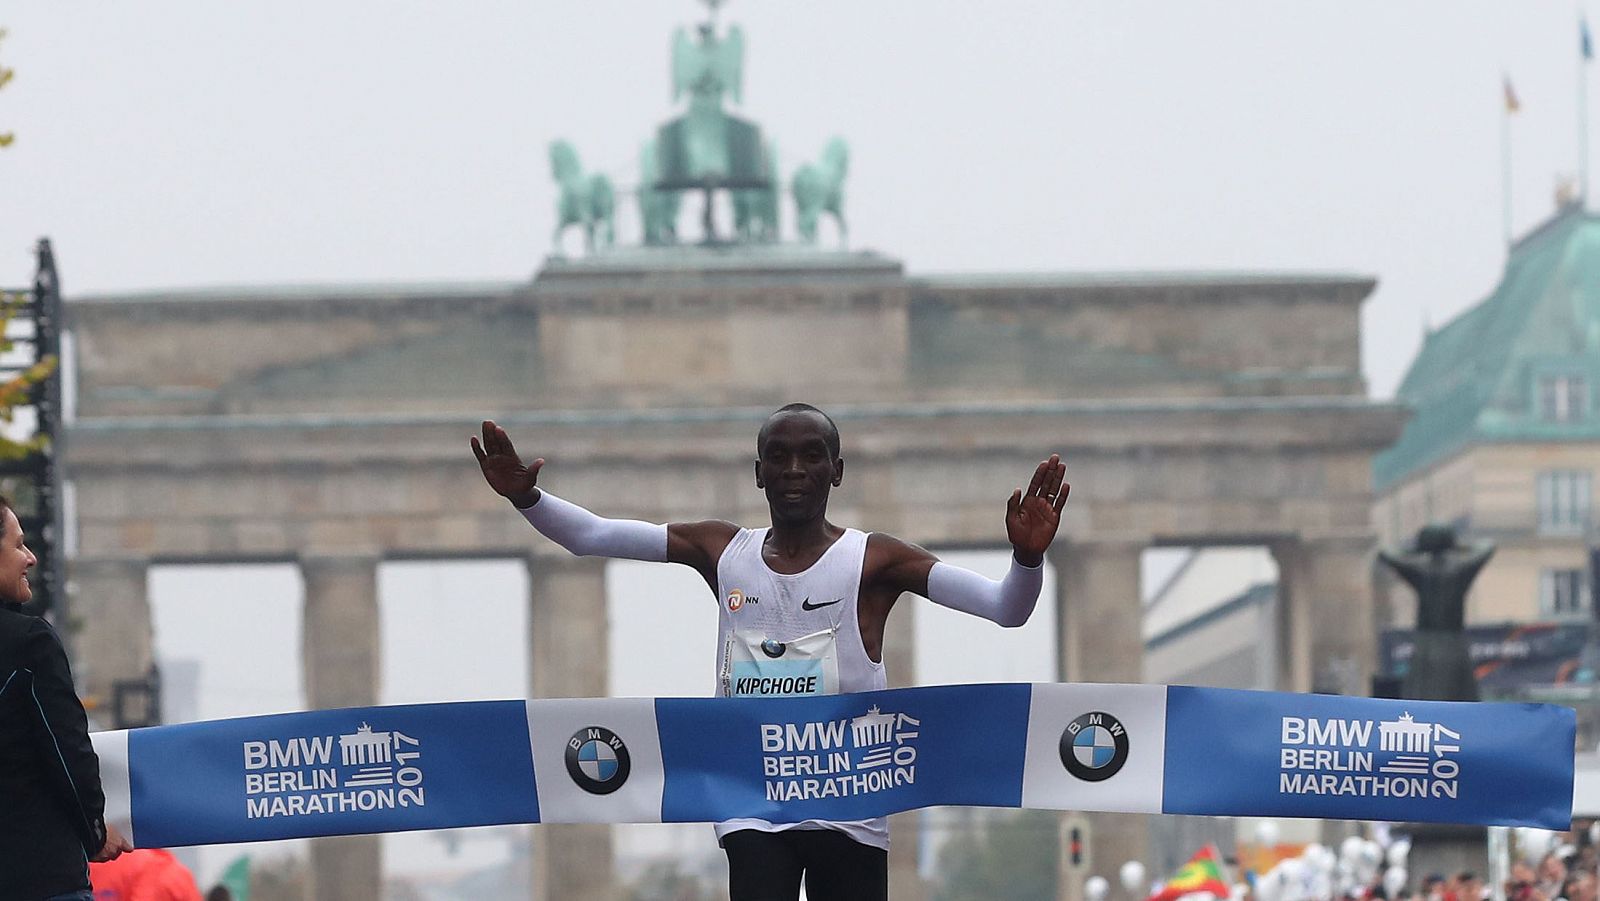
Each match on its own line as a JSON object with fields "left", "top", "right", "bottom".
{"left": 1059, "top": 711, "right": 1129, "bottom": 782}
{"left": 565, "top": 726, "right": 631, "bottom": 795}
{"left": 761, "top": 638, "right": 787, "bottom": 658}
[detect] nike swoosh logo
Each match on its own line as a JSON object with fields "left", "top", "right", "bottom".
{"left": 801, "top": 597, "right": 843, "bottom": 611}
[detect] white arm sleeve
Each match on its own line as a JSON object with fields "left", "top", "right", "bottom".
{"left": 925, "top": 557, "right": 1044, "bottom": 628}
{"left": 517, "top": 492, "right": 669, "bottom": 562}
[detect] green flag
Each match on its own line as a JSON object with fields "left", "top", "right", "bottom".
{"left": 220, "top": 855, "right": 251, "bottom": 901}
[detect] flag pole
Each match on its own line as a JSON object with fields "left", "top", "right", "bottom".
{"left": 1503, "top": 96, "right": 1514, "bottom": 247}
{"left": 1582, "top": 69, "right": 1590, "bottom": 207}
{"left": 1582, "top": 18, "right": 1592, "bottom": 207}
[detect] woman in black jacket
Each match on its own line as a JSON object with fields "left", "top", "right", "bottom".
{"left": 0, "top": 496, "right": 129, "bottom": 900}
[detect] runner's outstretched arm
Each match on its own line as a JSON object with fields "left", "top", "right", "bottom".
{"left": 472, "top": 420, "right": 667, "bottom": 560}
{"left": 868, "top": 455, "right": 1068, "bottom": 628}
{"left": 472, "top": 421, "right": 735, "bottom": 583}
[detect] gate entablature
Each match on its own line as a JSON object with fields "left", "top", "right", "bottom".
{"left": 66, "top": 268, "right": 1376, "bottom": 421}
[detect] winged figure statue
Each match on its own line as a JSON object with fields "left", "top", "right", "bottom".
{"left": 673, "top": 22, "right": 743, "bottom": 108}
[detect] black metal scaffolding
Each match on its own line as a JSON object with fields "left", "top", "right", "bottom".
{"left": 0, "top": 238, "right": 68, "bottom": 621}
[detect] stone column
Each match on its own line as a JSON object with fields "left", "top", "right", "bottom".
{"left": 526, "top": 554, "right": 614, "bottom": 901}
{"left": 1269, "top": 541, "right": 1314, "bottom": 694}
{"left": 883, "top": 593, "right": 927, "bottom": 901}
{"left": 1273, "top": 537, "right": 1376, "bottom": 696}
{"left": 67, "top": 556, "right": 151, "bottom": 723}
{"left": 1052, "top": 541, "right": 1145, "bottom": 901}
{"left": 300, "top": 552, "right": 381, "bottom": 901}
{"left": 1273, "top": 537, "right": 1377, "bottom": 848}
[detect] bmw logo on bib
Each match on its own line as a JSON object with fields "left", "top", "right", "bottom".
{"left": 565, "top": 726, "right": 632, "bottom": 795}
{"left": 760, "top": 638, "right": 787, "bottom": 659}
{"left": 1059, "top": 711, "right": 1129, "bottom": 782}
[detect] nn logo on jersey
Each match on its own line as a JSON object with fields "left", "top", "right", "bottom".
{"left": 565, "top": 726, "right": 632, "bottom": 795}
{"left": 1059, "top": 711, "right": 1129, "bottom": 782}
{"left": 726, "top": 589, "right": 760, "bottom": 612}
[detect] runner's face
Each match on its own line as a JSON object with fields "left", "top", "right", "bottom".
{"left": 755, "top": 412, "right": 842, "bottom": 525}
{"left": 0, "top": 509, "right": 36, "bottom": 603}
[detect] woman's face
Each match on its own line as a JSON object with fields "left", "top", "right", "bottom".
{"left": 0, "top": 508, "right": 38, "bottom": 603}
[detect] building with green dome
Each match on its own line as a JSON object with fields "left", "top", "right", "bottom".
{"left": 1375, "top": 203, "right": 1600, "bottom": 711}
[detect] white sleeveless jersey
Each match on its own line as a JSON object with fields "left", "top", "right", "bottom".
{"left": 712, "top": 527, "right": 890, "bottom": 850}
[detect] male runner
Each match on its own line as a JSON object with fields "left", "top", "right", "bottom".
{"left": 472, "top": 404, "right": 1068, "bottom": 901}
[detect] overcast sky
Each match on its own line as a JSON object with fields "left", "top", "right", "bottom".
{"left": 0, "top": 2, "right": 1591, "bottom": 397}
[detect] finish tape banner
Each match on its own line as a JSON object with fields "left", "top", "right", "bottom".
{"left": 90, "top": 683, "right": 1576, "bottom": 848}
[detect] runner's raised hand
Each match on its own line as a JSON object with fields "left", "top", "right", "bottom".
{"left": 1005, "top": 454, "right": 1069, "bottom": 566}
{"left": 471, "top": 420, "right": 544, "bottom": 508}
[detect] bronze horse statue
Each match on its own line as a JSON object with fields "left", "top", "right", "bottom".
{"left": 733, "top": 143, "right": 779, "bottom": 243}
{"left": 549, "top": 140, "right": 616, "bottom": 254}
{"left": 792, "top": 138, "right": 848, "bottom": 245}
{"left": 639, "top": 141, "right": 681, "bottom": 246}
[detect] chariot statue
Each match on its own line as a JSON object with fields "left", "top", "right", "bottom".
{"left": 546, "top": 0, "right": 850, "bottom": 251}
{"left": 641, "top": 1, "right": 778, "bottom": 244}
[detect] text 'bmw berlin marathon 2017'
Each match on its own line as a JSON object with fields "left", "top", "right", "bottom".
{"left": 1279, "top": 711, "right": 1461, "bottom": 800}
{"left": 761, "top": 704, "right": 921, "bottom": 802}
{"left": 243, "top": 722, "right": 425, "bottom": 819}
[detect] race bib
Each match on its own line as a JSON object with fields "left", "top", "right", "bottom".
{"left": 721, "top": 627, "right": 840, "bottom": 698}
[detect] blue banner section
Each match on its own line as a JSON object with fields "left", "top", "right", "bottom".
{"left": 1161, "top": 687, "right": 1575, "bottom": 829}
{"left": 655, "top": 684, "right": 1032, "bottom": 823}
{"left": 129, "top": 701, "right": 538, "bottom": 846}
{"left": 98, "top": 683, "right": 1576, "bottom": 848}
